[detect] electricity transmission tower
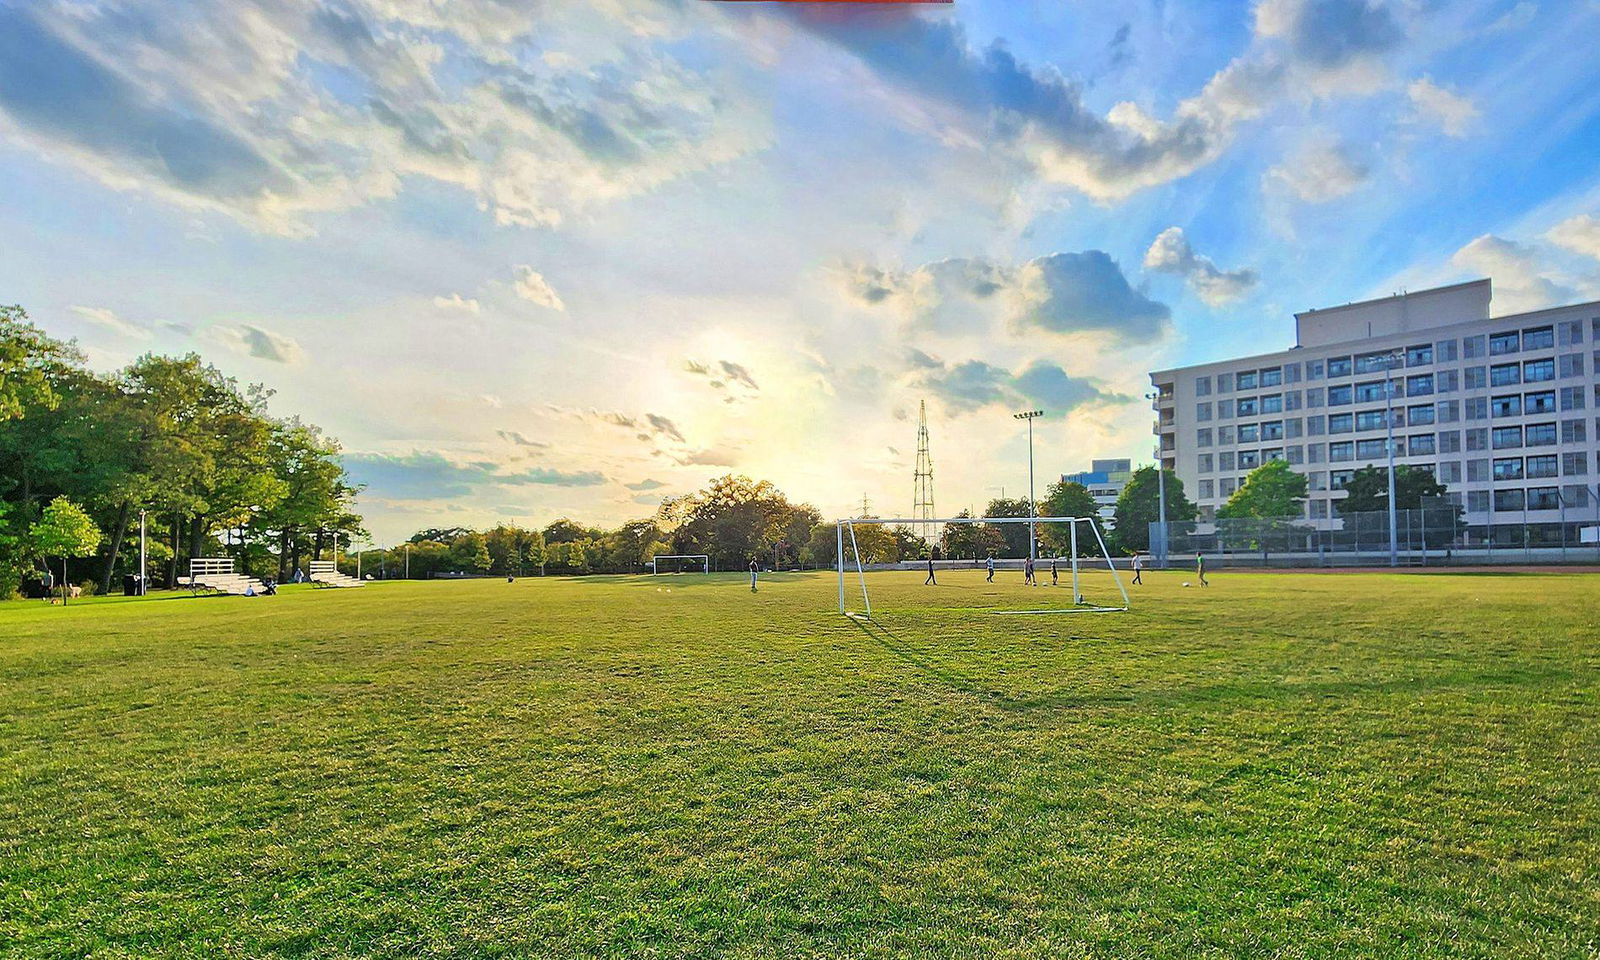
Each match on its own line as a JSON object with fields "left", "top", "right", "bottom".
{"left": 912, "top": 399, "right": 936, "bottom": 544}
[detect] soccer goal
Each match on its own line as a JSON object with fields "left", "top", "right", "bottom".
{"left": 835, "top": 515, "right": 1129, "bottom": 618}
{"left": 650, "top": 554, "right": 710, "bottom": 574}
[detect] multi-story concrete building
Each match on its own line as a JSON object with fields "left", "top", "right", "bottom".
{"left": 1062, "top": 458, "right": 1133, "bottom": 522}
{"left": 1150, "top": 279, "right": 1600, "bottom": 538}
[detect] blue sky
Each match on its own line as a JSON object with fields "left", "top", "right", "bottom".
{"left": 2, "top": 0, "right": 1598, "bottom": 543}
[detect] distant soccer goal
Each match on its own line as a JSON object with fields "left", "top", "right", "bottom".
{"left": 835, "top": 515, "right": 1128, "bottom": 618}
{"left": 650, "top": 554, "right": 710, "bottom": 574}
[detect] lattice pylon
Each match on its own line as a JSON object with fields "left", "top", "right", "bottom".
{"left": 912, "top": 399, "right": 936, "bottom": 545}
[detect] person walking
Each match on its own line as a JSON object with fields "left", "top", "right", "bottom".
{"left": 925, "top": 549, "right": 938, "bottom": 586}
{"left": 1050, "top": 556, "right": 1058, "bottom": 587}
{"left": 1132, "top": 552, "right": 1144, "bottom": 585}
{"left": 1024, "top": 556, "right": 1035, "bottom": 586}
{"left": 1196, "top": 553, "right": 1208, "bottom": 587}
{"left": 748, "top": 558, "right": 759, "bottom": 592}
{"left": 985, "top": 555, "right": 995, "bottom": 582}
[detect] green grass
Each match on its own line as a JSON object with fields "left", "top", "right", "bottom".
{"left": 2, "top": 569, "right": 1597, "bottom": 958}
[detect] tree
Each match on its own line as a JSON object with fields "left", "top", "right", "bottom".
{"left": 30, "top": 496, "right": 102, "bottom": 605}
{"left": 983, "top": 496, "right": 1036, "bottom": 556}
{"left": 1335, "top": 465, "right": 1449, "bottom": 514}
{"left": 1040, "top": 480, "right": 1100, "bottom": 554}
{"left": 1110, "top": 466, "right": 1197, "bottom": 554}
{"left": 941, "top": 510, "right": 1006, "bottom": 560}
{"left": 1217, "top": 461, "right": 1308, "bottom": 520}
{"left": 0, "top": 305, "right": 82, "bottom": 422}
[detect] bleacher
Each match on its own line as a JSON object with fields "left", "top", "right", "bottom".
{"left": 309, "top": 560, "right": 366, "bottom": 588}
{"left": 188, "top": 558, "right": 267, "bottom": 595}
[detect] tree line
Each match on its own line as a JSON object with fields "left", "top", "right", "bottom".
{"left": 1, "top": 305, "right": 362, "bottom": 597}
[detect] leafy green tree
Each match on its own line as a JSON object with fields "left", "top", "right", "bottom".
{"left": 1218, "top": 461, "right": 1309, "bottom": 519}
{"left": 1335, "top": 465, "right": 1450, "bottom": 514}
{"left": 1040, "top": 480, "right": 1100, "bottom": 554}
{"left": 983, "top": 496, "right": 1036, "bottom": 556}
{"left": 0, "top": 306, "right": 81, "bottom": 422}
{"left": 1110, "top": 466, "right": 1197, "bottom": 554}
{"left": 30, "top": 496, "right": 102, "bottom": 605}
{"left": 940, "top": 509, "right": 1006, "bottom": 560}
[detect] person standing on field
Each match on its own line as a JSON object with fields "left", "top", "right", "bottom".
{"left": 1050, "top": 556, "right": 1058, "bottom": 587}
{"left": 1024, "top": 556, "right": 1035, "bottom": 586}
{"left": 749, "top": 558, "right": 759, "bottom": 592}
{"left": 1132, "top": 553, "right": 1144, "bottom": 585}
{"left": 985, "top": 555, "right": 995, "bottom": 582}
{"left": 1196, "top": 553, "right": 1208, "bottom": 587}
{"left": 925, "top": 549, "right": 938, "bottom": 586}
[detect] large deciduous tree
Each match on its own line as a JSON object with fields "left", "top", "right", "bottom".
{"left": 1110, "top": 466, "right": 1197, "bottom": 554}
{"left": 1217, "top": 461, "right": 1309, "bottom": 520}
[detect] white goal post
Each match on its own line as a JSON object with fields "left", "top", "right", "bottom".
{"left": 650, "top": 554, "right": 710, "bottom": 574}
{"left": 835, "top": 515, "right": 1129, "bottom": 618}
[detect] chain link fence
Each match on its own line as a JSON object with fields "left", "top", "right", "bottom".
{"left": 1153, "top": 495, "right": 1600, "bottom": 567}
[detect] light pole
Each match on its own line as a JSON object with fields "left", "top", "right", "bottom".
{"left": 1381, "top": 351, "right": 1402, "bottom": 567}
{"left": 1013, "top": 410, "right": 1044, "bottom": 563}
{"left": 138, "top": 508, "right": 147, "bottom": 596}
{"left": 404, "top": 543, "right": 411, "bottom": 579}
{"left": 1145, "top": 392, "right": 1170, "bottom": 568}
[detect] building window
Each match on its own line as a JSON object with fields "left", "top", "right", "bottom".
{"left": 1559, "top": 320, "right": 1584, "bottom": 346}
{"left": 1525, "top": 422, "right": 1557, "bottom": 446}
{"left": 1522, "top": 326, "right": 1555, "bottom": 350}
{"left": 1195, "top": 376, "right": 1212, "bottom": 396}
{"left": 1523, "top": 358, "right": 1555, "bottom": 382}
{"left": 1409, "top": 434, "right": 1437, "bottom": 455}
{"left": 1466, "top": 397, "right": 1488, "bottom": 420}
{"left": 1357, "top": 438, "right": 1389, "bottom": 459}
{"left": 1328, "top": 384, "right": 1353, "bottom": 405}
{"left": 1285, "top": 391, "right": 1303, "bottom": 411}
{"left": 1287, "top": 445, "right": 1304, "bottom": 464}
{"left": 1329, "top": 413, "right": 1353, "bottom": 433}
{"left": 1197, "top": 427, "right": 1213, "bottom": 447}
{"left": 1237, "top": 371, "right": 1259, "bottom": 390}
{"left": 1354, "top": 352, "right": 1393, "bottom": 374}
{"left": 1306, "top": 360, "right": 1324, "bottom": 380}
{"left": 1355, "top": 381, "right": 1387, "bottom": 403}
{"left": 1310, "top": 499, "right": 1328, "bottom": 518}
{"left": 1262, "top": 420, "right": 1285, "bottom": 440}
{"left": 1405, "top": 344, "right": 1433, "bottom": 366}
{"left": 1199, "top": 454, "right": 1214, "bottom": 473}
{"left": 1438, "top": 430, "right": 1462, "bottom": 453}
{"left": 1405, "top": 374, "right": 1434, "bottom": 396}
{"left": 1307, "top": 415, "right": 1326, "bottom": 435}
{"left": 1327, "top": 356, "right": 1353, "bottom": 377}
{"left": 1437, "top": 400, "right": 1460, "bottom": 423}
{"left": 1238, "top": 423, "right": 1260, "bottom": 442}
{"left": 1329, "top": 441, "right": 1354, "bottom": 462}
{"left": 1468, "top": 459, "right": 1491, "bottom": 482}
{"left": 1491, "top": 395, "right": 1522, "bottom": 417}
{"left": 1237, "top": 398, "right": 1259, "bottom": 416}
{"left": 1493, "top": 457, "right": 1524, "bottom": 481}
{"left": 1330, "top": 469, "right": 1355, "bottom": 489}
{"left": 1467, "top": 490, "right": 1490, "bottom": 512}
{"left": 1356, "top": 410, "right": 1390, "bottom": 431}
{"left": 1464, "top": 366, "right": 1487, "bottom": 390}
{"left": 1559, "top": 353, "right": 1584, "bottom": 378}
{"left": 1436, "top": 369, "right": 1459, "bottom": 393}
{"left": 1218, "top": 425, "right": 1235, "bottom": 444}
{"left": 1286, "top": 418, "right": 1303, "bottom": 439}
{"left": 1492, "top": 426, "right": 1523, "bottom": 449}
{"left": 1559, "top": 387, "right": 1586, "bottom": 411}
{"left": 1563, "top": 452, "right": 1589, "bottom": 476}
{"left": 1490, "top": 331, "right": 1520, "bottom": 355}
{"left": 1437, "top": 339, "right": 1459, "bottom": 362}
{"left": 1220, "top": 478, "right": 1236, "bottom": 497}
{"left": 1308, "top": 443, "right": 1325, "bottom": 464}
{"left": 1218, "top": 399, "right": 1234, "bottom": 418}
{"left": 1260, "top": 394, "right": 1284, "bottom": 414}
{"left": 1219, "top": 451, "right": 1235, "bottom": 470}
{"left": 1216, "top": 372, "right": 1233, "bottom": 392}
{"left": 1259, "top": 367, "right": 1283, "bottom": 387}
{"left": 1199, "top": 479, "right": 1214, "bottom": 499}
{"left": 1438, "top": 461, "right": 1462, "bottom": 484}
{"left": 1525, "top": 390, "right": 1557, "bottom": 415}
{"left": 1197, "top": 402, "right": 1213, "bottom": 421}
{"left": 1561, "top": 419, "right": 1587, "bottom": 444}
{"left": 1466, "top": 427, "right": 1488, "bottom": 451}
{"left": 1490, "top": 363, "right": 1521, "bottom": 387}
{"left": 1407, "top": 404, "right": 1436, "bottom": 425}
{"left": 1284, "top": 363, "right": 1301, "bottom": 383}
{"left": 1526, "top": 455, "right": 1559, "bottom": 479}
{"left": 1306, "top": 387, "right": 1325, "bottom": 408}
{"left": 1494, "top": 489, "right": 1525, "bottom": 512}
{"left": 1527, "top": 487, "right": 1560, "bottom": 510}
{"left": 1262, "top": 448, "right": 1284, "bottom": 463}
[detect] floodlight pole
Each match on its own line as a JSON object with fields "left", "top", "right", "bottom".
{"left": 1013, "top": 410, "right": 1044, "bottom": 563}
{"left": 404, "top": 543, "right": 410, "bottom": 579}
{"left": 1383, "top": 351, "right": 1401, "bottom": 567}
{"left": 138, "top": 508, "right": 147, "bottom": 596}
{"left": 1145, "top": 392, "right": 1169, "bottom": 569}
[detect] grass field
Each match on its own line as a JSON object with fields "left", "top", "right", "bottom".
{"left": 2, "top": 569, "right": 1598, "bottom": 958}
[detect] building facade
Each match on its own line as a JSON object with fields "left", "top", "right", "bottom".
{"left": 1149, "top": 280, "right": 1600, "bottom": 538}
{"left": 1062, "top": 458, "right": 1133, "bottom": 522}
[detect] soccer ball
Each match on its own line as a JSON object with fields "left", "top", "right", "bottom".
{"left": 1182, "top": 582, "right": 1192, "bottom": 587}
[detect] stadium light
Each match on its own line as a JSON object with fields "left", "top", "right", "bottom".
{"left": 1379, "top": 350, "right": 1404, "bottom": 567}
{"left": 1013, "top": 410, "right": 1044, "bottom": 563}
{"left": 1145, "top": 392, "right": 1169, "bottom": 568}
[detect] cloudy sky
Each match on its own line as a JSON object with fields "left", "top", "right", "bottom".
{"left": 3, "top": 0, "right": 1599, "bottom": 543}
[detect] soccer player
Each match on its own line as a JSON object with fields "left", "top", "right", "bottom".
{"left": 1050, "top": 556, "right": 1058, "bottom": 587}
{"left": 925, "top": 551, "right": 938, "bottom": 586}
{"left": 1132, "top": 553, "right": 1144, "bottom": 585}
{"left": 1024, "top": 556, "right": 1035, "bottom": 586}
{"left": 748, "top": 558, "right": 759, "bottom": 592}
{"left": 1196, "top": 553, "right": 1208, "bottom": 587}
{"left": 985, "top": 555, "right": 995, "bottom": 582}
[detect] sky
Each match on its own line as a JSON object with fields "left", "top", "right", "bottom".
{"left": 2, "top": 0, "right": 1599, "bottom": 545}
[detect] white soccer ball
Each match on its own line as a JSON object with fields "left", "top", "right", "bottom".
{"left": 1182, "top": 582, "right": 1192, "bottom": 587}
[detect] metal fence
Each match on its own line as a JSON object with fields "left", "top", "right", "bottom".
{"left": 1153, "top": 504, "right": 1600, "bottom": 567}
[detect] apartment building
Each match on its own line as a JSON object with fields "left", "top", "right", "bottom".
{"left": 1062, "top": 458, "right": 1133, "bottom": 522}
{"left": 1149, "top": 279, "right": 1600, "bottom": 534}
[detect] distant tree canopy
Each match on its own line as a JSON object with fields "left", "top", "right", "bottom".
{"left": 1040, "top": 480, "right": 1101, "bottom": 555}
{"left": 1336, "top": 465, "right": 1451, "bottom": 514}
{"left": 1218, "top": 460, "right": 1309, "bottom": 520}
{"left": 0, "top": 304, "right": 363, "bottom": 597}
{"left": 1110, "top": 466, "right": 1197, "bottom": 554}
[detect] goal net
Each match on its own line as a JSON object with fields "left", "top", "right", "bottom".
{"left": 835, "top": 515, "right": 1129, "bottom": 618}
{"left": 650, "top": 554, "right": 709, "bottom": 574}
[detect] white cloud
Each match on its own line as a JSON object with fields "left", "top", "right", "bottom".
{"left": 69, "top": 305, "right": 152, "bottom": 340}
{"left": 1407, "top": 77, "right": 1480, "bottom": 137}
{"left": 1142, "top": 227, "right": 1260, "bottom": 306}
{"left": 1451, "top": 234, "right": 1575, "bottom": 312}
{"left": 513, "top": 266, "right": 565, "bottom": 311}
{"left": 1546, "top": 214, "right": 1600, "bottom": 261}
{"left": 433, "top": 293, "right": 481, "bottom": 314}
{"left": 209, "top": 323, "right": 304, "bottom": 364}
{"left": 1265, "top": 141, "right": 1370, "bottom": 203}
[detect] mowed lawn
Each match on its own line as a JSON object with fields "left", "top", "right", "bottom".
{"left": 2, "top": 570, "right": 1597, "bottom": 958}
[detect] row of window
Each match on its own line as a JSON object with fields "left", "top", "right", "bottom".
{"left": 1197, "top": 474, "right": 1583, "bottom": 512}
{"left": 1197, "top": 414, "right": 1593, "bottom": 451}
{"left": 1188, "top": 318, "right": 1596, "bottom": 398}
{"left": 1196, "top": 437, "right": 1593, "bottom": 475}
{"left": 1195, "top": 366, "right": 1591, "bottom": 420}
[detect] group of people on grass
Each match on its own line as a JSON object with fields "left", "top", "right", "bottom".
{"left": 925, "top": 550, "right": 1207, "bottom": 587}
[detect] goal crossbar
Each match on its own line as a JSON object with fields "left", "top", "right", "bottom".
{"left": 835, "top": 515, "right": 1129, "bottom": 618}
{"left": 650, "top": 554, "right": 709, "bottom": 574}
